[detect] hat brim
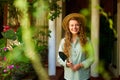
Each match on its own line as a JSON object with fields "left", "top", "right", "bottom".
{"left": 62, "top": 13, "right": 86, "bottom": 30}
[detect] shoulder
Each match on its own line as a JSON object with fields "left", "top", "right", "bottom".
{"left": 59, "top": 38, "right": 65, "bottom": 47}
{"left": 58, "top": 38, "right": 65, "bottom": 51}
{"left": 60, "top": 38, "right": 65, "bottom": 43}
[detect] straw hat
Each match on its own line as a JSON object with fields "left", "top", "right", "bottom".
{"left": 62, "top": 13, "right": 86, "bottom": 30}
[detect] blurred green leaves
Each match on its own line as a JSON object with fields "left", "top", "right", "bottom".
{"left": 6, "top": 45, "right": 30, "bottom": 63}
{"left": 0, "top": 38, "right": 6, "bottom": 48}
{"left": 2, "top": 29, "right": 17, "bottom": 40}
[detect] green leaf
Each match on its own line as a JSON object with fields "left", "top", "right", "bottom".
{"left": 108, "top": 19, "right": 113, "bottom": 29}
{"left": 80, "top": 9, "right": 89, "bottom": 16}
{"left": 16, "top": 27, "right": 22, "bottom": 42}
{"left": 2, "top": 29, "right": 17, "bottom": 40}
{"left": 6, "top": 46, "right": 30, "bottom": 63}
{"left": 0, "top": 38, "right": 6, "bottom": 48}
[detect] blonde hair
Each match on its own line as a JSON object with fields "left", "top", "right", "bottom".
{"left": 63, "top": 17, "right": 87, "bottom": 57}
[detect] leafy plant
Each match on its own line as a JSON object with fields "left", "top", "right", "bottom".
{"left": 0, "top": 25, "right": 32, "bottom": 79}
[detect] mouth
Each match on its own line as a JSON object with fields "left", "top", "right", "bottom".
{"left": 72, "top": 29, "right": 78, "bottom": 32}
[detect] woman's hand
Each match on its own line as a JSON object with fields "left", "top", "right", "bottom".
{"left": 72, "top": 63, "right": 83, "bottom": 71}
{"left": 66, "top": 60, "right": 73, "bottom": 69}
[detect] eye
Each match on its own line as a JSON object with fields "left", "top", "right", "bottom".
{"left": 75, "top": 24, "right": 80, "bottom": 26}
{"left": 70, "top": 24, "right": 74, "bottom": 27}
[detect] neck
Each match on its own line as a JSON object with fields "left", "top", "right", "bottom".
{"left": 72, "top": 34, "right": 78, "bottom": 43}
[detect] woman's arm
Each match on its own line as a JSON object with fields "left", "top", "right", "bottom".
{"left": 81, "top": 40, "right": 95, "bottom": 69}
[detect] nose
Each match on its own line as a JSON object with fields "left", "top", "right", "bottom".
{"left": 73, "top": 25, "right": 78, "bottom": 28}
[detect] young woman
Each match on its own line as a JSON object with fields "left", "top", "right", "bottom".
{"left": 57, "top": 13, "right": 94, "bottom": 80}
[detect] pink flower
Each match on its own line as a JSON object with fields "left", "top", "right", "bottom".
{"left": 3, "top": 57, "right": 7, "bottom": 61}
{"left": 3, "top": 47, "right": 8, "bottom": 51}
{"left": 3, "top": 69, "right": 7, "bottom": 73}
{"left": 7, "top": 65, "right": 14, "bottom": 69}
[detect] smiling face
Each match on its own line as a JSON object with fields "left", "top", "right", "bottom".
{"left": 68, "top": 19, "right": 80, "bottom": 36}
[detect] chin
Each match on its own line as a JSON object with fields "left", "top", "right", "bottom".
{"left": 72, "top": 33, "right": 78, "bottom": 35}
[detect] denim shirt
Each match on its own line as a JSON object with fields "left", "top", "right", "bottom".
{"left": 57, "top": 38, "right": 94, "bottom": 80}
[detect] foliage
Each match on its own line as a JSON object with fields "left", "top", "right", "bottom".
{"left": 0, "top": 38, "right": 6, "bottom": 49}
{"left": 0, "top": 25, "right": 50, "bottom": 78}
{"left": 28, "top": 0, "right": 61, "bottom": 21}
{"left": 49, "top": 0, "right": 62, "bottom": 20}
{"left": 80, "top": 8, "right": 91, "bottom": 37}
{"left": 97, "top": 6, "right": 117, "bottom": 38}
{"left": 0, "top": 0, "right": 60, "bottom": 79}
{"left": 1, "top": 26, "right": 17, "bottom": 40}
{"left": 0, "top": 25, "right": 32, "bottom": 79}
{"left": 0, "top": 47, "right": 8, "bottom": 57}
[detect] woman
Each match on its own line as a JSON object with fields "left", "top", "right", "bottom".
{"left": 57, "top": 13, "right": 94, "bottom": 80}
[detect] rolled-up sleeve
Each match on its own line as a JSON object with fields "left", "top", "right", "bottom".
{"left": 57, "top": 39, "right": 67, "bottom": 66}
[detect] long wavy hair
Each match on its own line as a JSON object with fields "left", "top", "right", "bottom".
{"left": 63, "top": 17, "right": 87, "bottom": 57}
